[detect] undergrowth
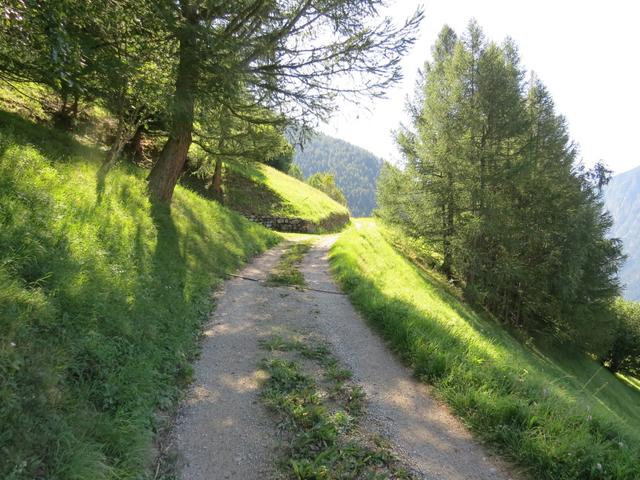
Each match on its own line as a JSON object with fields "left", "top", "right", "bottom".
{"left": 329, "top": 219, "right": 640, "bottom": 480}
{"left": 258, "top": 334, "right": 411, "bottom": 479}
{"left": 266, "top": 242, "right": 313, "bottom": 287}
{"left": 0, "top": 110, "right": 280, "bottom": 479}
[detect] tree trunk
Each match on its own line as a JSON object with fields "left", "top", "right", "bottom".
{"left": 442, "top": 173, "right": 455, "bottom": 280}
{"left": 442, "top": 203, "right": 453, "bottom": 279}
{"left": 125, "top": 124, "right": 145, "bottom": 162}
{"left": 147, "top": 2, "right": 199, "bottom": 203}
{"left": 210, "top": 156, "right": 224, "bottom": 203}
{"left": 102, "top": 118, "right": 128, "bottom": 171}
{"left": 53, "top": 89, "right": 73, "bottom": 130}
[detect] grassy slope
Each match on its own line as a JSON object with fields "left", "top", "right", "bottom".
{"left": 0, "top": 110, "right": 280, "bottom": 479}
{"left": 224, "top": 161, "right": 350, "bottom": 224}
{"left": 330, "top": 219, "right": 640, "bottom": 480}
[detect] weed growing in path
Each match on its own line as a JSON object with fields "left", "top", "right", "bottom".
{"left": 266, "top": 242, "right": 313, "bottom": 287}
{"left": 258, "top": 334, "right": 412, "bottom": 479}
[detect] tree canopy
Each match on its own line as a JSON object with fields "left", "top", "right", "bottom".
{"left": 378, "top": 22, "right": 624, "bottom": 350}
{"left": 307, "top": 171, "right": 348, "bottom": 207}
{"left": 1, "top": 0, "right": 422, "bottom": 203}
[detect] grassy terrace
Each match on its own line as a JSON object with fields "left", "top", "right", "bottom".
{"left": 0, "top": 110, "right": 280, "bottom": 479}
{"left": 225, "top": 161, "right": 350, "bottom": 229}
{"left": 329, "top": 219, "right": 640, "bottom": 480}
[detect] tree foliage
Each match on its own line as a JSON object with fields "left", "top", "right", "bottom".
{"left": 604, "top": 299, "right": 640, "bottom": 375}
{"left": 0, "top": 1, "right": 422, "bottom": 203}
{"left": 146, "top": 0, "right": 423, "bottom": 202}
{"left": 307, "top": 172, "right": 348, "bottom": 207}
{"left": 378, "top": 22, "right": 624, "bottom": 348}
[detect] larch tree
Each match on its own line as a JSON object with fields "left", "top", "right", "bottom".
{"left": 189, "top": 99, "right": 293, "bottom": 202}
{"left": 379, "top": 22, "right": 623, "bottom": 349}
{"left": 146, "top": 0, "right": 423, "bottom": 202}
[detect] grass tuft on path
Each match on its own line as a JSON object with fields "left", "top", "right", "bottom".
{"left": 258, "top": 334, "right": 411, "bottom": 479}
{"left": 266, "top": 241, "right": 313, "bottom": 287}
{"left": 0, "top": 109, "right": 280, "bottom": 479}
{"left": 329, "top": 219, "right": 640, "bottom": 480}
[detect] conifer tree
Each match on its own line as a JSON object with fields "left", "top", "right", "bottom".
{"left": 146, "top": 0, "right": 422, "bottom": 202}
{"left": 380, "top": 22, "right": 623, "bottom": 347}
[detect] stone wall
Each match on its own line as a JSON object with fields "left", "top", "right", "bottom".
{"left": 244, "top": 212, "right": 350, "bottom": 233}
{"left": 244, "top": 214, "right": 317, "bottom": 233}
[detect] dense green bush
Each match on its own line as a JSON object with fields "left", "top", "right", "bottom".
{"left": 307, "top": 172, "right": 348, "bottom": 207}
{"left": 605, "top": 299, "right": 640, "bottom": 375}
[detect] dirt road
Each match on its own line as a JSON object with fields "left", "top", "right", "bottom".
{"left": 170, "top": 237, "right": 516, "bottom": 479}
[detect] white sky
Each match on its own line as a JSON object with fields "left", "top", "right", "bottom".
{"left": 320, "top": 0, "right": 640, "bottom": 175}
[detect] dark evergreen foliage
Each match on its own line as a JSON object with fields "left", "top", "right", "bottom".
{"left": 604, "top": 299, "right": 640, "bottom": 375}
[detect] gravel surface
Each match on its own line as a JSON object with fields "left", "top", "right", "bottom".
{"left": 171, "top": 236, "right": 519, "bottom": 480}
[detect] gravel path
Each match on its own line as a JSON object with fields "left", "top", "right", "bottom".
{"left": 171, "top": 237, "right": 518, "bottom": 479}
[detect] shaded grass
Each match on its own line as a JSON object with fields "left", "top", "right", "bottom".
{"left": 0, "top": 110, "right": 280, "bottom": 479}
{"left": 266, "top": 241, "right": 313, "bottom": 287}
{"left": 258, "top": 334, "right": 410, "bottom": 479}
{"left": 329, "top": 219, "right": 640, "bottom": 480}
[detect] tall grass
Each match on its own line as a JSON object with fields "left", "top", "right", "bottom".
{"left": 0, "top": 110, "right": 279, "bottom": 479}
{"left": 329, "top": 219, "right": 640, "bottom": 480}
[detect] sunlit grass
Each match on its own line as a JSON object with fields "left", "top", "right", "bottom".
{"left": 330, "top": 218, "right": 640, "bottom": 480}
{"left": 0, "top": 110, "right": 280, "bottom": 479}
{"left": 227, "top": 161, "right": 349, "bottom": 226}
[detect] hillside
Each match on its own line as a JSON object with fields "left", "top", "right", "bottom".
{"left": 330, "top": 219, "right": 640, "bottom": 479}
{"left": 293, "top": 133, "right": 384, "bottom": 216}
{"left": 605, "top": 165, "right": 640, "bottom": 300}
{"left": 0, "top": 109, "right": 280, "bottom": 479}
{"left": 222, "top": 161, "right": 350, "bottom": 231}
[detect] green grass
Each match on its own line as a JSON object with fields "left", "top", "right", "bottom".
{"left": 0, "top": 109, "right": 280, "bottom": 479}
{"left": 225, "top": 162, "right": 350, "bottom": 229}
{"left": 258, "top": 334, "right": 410, "bottom": 479}
{"left": 329, "top": 219, "right": 640, "bottom": 480}
{"left": 266, "top": 241, "right": 313, "bottom": 287}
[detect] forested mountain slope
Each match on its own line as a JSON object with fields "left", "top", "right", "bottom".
{"left": 293, "top": 133, "right": 384, "bottom": 216}
{"left": 605, "top": 165, "right": 640, "bottom": 300}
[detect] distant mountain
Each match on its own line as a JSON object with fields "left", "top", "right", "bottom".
{"left": 605, "top": 165, "right": 640, "bottom": 301}
{"left": 293, "top": 133, "right": 384, "bottom": 217}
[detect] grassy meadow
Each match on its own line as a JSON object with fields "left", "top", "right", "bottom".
{"left": 225, "top": 161, "right": 350, "bottom": 228}
{"left": 329, "top": 219, "right": 640, "bottom": 480}
{"left": 0, "top": 109, "right": 280, "bottom": 479}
